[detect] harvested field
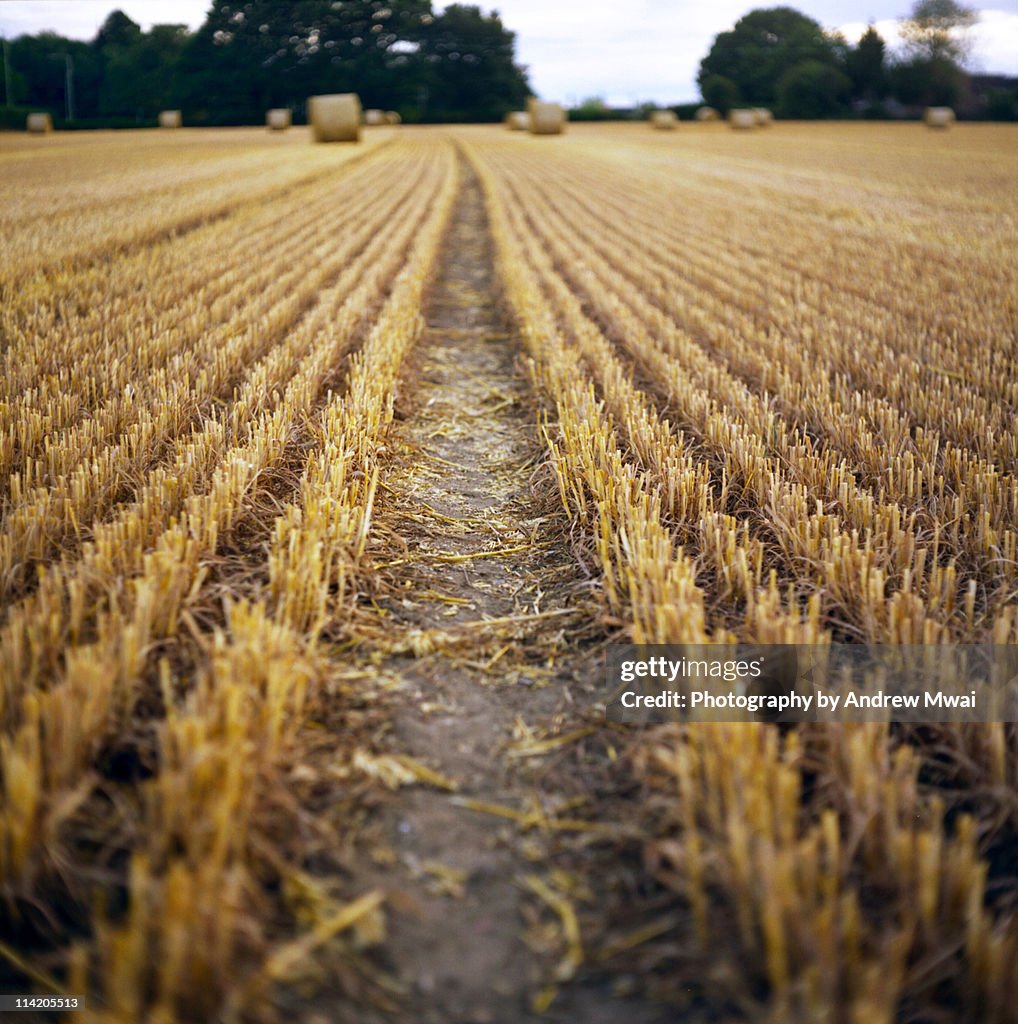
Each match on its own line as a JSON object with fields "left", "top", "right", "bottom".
{"left": 0, "top": 121, "right": 1016, "bottom": 1023}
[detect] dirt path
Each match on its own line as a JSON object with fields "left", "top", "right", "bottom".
{"left": 323, "top": 156, "right": 663, "bottom": 1023}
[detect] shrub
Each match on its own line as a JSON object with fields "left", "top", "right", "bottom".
{"left": 777, "top": 60, "right": 851, "bottom": 118}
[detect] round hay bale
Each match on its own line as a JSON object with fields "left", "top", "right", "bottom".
{"left": 729, "top": 109, "right": 756, "bottom": 130}
{"left": 527, "top": 99, "right": 565, "bottom": 135}
{"left": 695, "top": 106, "right": 719, "bottom": 122}
{"left": 505, "top": 111, "right": 529, "bottom": 130}
{"left": 650, "top": 110, "right": 678, "bottom": 130}
{"left": 158, "top": 110, "right": 182, "bottom": 129}
{"left": 752, "top": 107, "right": 773, "bottom": 126}
{"left": 363, "top": 108, "right": 385, "bottom": 126}
{"left": 26, "top": 112, "right": 53, "bottom": 134}
{"left": 266, "top": 108, "right": 292, "bottom": 131}
{"left": 309, "top": 94, "right": 362, "bottom": 143}
{"left": 385, "top": 111, "right": 402, "bottom": 125}
{"left": 924, "top": 106, "right": 955, "bottom": 128}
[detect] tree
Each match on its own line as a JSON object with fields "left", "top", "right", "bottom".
{"left": 777, "top": 59, "right": 851, "bottom": 117}
{"left": 984, "top": 88, "right": 1018, "bottom": 122}
{"left": 176, "top": 0, "right": 434, "bottom": 124}
{"left": 697, "top": 7, "right": 841, "bottom": 107}
{"left": 900, "top": 0, "right": 976, "bottom": 65}
{"left": 94, "top": 10, "right": 143, "bottom": 51}
{"left": 97, "top": 18, "right": 189, "bottom": 118}
{"left": 8, "top": 0, "right": 531, "bottom": 126}
{"left": 890, "top": 55, "right": 966, "bottom": 106}
{"left": 418, "top": 5, "right": 530, "bottom": 121}
{"left": 890, "top": 0, "right": 974, "bottom": 108}
{"left": 845, "top": 25, "right": 886, "bottom": 102}
{"left": 8, "top": 32, "right": 102, "bottom": 120}
{"left": 570, "top": 96, "right": 611, "bottom": 121}
{"left": 700, "top": 73, "right": 740, "bottom": 114}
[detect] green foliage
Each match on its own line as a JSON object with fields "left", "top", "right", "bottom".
{"left": 697, "top": 7, "right": 841, "bottom": 106}
{"left": 98, "top": 15, "right": 189, "bottom": 118}
{"left": 0, "top": 105, "right": 37, "bottom": 131}
{"left": 695, "top": 5, "right": 974, "bottom": 118}
{"left": 984, "top": 89, "right": 1018, "bottom": 121}
{"left": 94, "top": 10, "right": 142, "bottom": 50}
{"left": 0, "top": 64, "right": 28, "bottom": 108}
{"left": 892, "top": 0, "right": 973, "bottom": 110}
{"left": 700, "top": 73, "right": 740, "bottom": 114}
{"left": 5, "top": 0, "right": 528, "bottom": 126}
{"left": 891, "top": 55, "right": 966, "bottom": 106}
{"left": 7, "top": 32, "right": 102, "bottom": 120}
{"left": 570, "top": 96, "right": 612, "bottom": 120}
{"left": 900, "top": 0, "right": 976, "bottom": 64}
{"left": 845, "top": 25, "right": 886, "bottom": 101}
{"left": 173, "top": 0, "right": 432, "bottom": 121}
{"left": 417, "top": 4, "right": 530, "bottom": 122}
{"left": 777, "top": 59, "right": 851, "bottom": 117}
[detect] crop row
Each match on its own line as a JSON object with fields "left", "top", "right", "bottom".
{"left": 0, "top": 134, "right": 455, "bottom": 1021}
{"left": 464, "top": 125, "right": 1017, "bottom": 1020}
{"left": 0, "top": 128, "right": 388, "bottom": 290}
{"left": 467, "top": 133, "right": 1016, "bottom": 644}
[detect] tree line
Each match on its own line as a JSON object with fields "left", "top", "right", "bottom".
{"left": 0, "top": 1, "right": 531, "bottom": 127}
{"left": 698, "top": 1, "right": 1016, "bottom": 120}
{"left": 2, "top": 0, "right": 1016, "bottom": 128}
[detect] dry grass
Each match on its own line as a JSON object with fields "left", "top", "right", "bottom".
{"left": 0, "top": 122, "right": 1015, "bottom": 1022}
{"left": 462, "top": 121, "right": 1018, "bottom": 1020}
{"left": 0, "top": 128, "right": 455, "bottom": 1022}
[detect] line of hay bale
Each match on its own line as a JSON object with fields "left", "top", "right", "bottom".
{"left": 26, "top": 112, "right": 52, "bottom": 134}
{"left": 385, "top": 111, "right": 401, "bottom": 125}
{"left": 729, "top": 109, "right": 757, "bottom": 130}
{"left": 695, "top": 106, "right": 719, "bottom": 122}
{"left": 752, "top": 107, "right": 773, "bottom": 126}
{"left": 650, "top": 109, "right": 678, "bottom": 130}
{"left": 504, "top": 111, "right": 529, "bottom": 131}
{"left": 158, "top": 110, "right": 182, "bottom": 129}
{"left": 309, "top": 93, "right": 361, "bottom": 143}
{"left": 924, "top": 106, "right": 955, "bottom": 128}
{"left": 527, "top": 98, "right": 565, "bottom": 135}
{"left": 266, "top": 108, "right": 292, "bottom": 131}
{"left": 363, "top": 108, "right": 385, "bottom": 126}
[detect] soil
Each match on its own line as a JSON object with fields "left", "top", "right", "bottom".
{"left": 299, "top": 155, "right": 665, "bottom": 1023}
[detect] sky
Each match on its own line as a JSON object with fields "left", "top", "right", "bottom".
{"left": 1, "top": 1, "right": 1017, "bottom": 103}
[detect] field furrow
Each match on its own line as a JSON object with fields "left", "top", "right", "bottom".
{"left": 0, "top": 129, "right": 393, "bottom": 289}
{"left": 0, "top": 152, "right": 436, "bottom": 598}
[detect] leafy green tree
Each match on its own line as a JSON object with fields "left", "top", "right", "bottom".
{"left": 900, "top": 0, "right": 976, "bottom": 65}
{"left": 700, "top": 73, "right": 740, "bottom": 114}
{"left": 418, "top": 4, "right": 530, "bottom": 121}
{"left": 9, "top": 32, "right": 101, "bottom": 120}
{"left": 0, "top": 65, "right": 28, "bottom": 108}
{"left": 889, "top": 0, "right": 973, "bottom": 109}
{"left": 697, "top": 7, "right": 841, "bottom": 107}
{"left": 570, "top": 96, "right": 610, "bottom": 120}
{"left": 845, "top": 25, "right": 886, "bottom": 102}
{"left": 984, "top": 88, "right": 1018, "bottom": 121}
{"left": 94, "top": 9, "right": 143, "bottom": 51}
{"left": 98, "top": 16, "right": 189, "bottom": 118}
{"left": 890, "top": 55, "right": 966, "bottom": 106}
{"left": 8, "top": 0, "right": 532, "bottom": 126}
{"left": 777, "top": 59, "right": 851, "bottom": 117}
{"left": 176, "top": 0, "right": 433, "bottom": 124}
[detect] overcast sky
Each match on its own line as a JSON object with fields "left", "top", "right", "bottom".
{"left": 2, "top": 1, "right": 1016, "bottom": 103}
